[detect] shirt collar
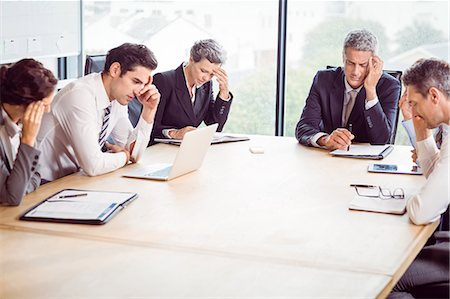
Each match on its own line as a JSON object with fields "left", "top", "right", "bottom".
{"left": 93, "top": 73, "right": 112, "bottom": 110}
{"left": 344, "top": 77, "right": 364, "bottom": 94}
{"left": 0, "top": 107, "right": 21, "bottom": 138}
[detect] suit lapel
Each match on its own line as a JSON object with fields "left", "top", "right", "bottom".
{"left": 329, "top": 68, "right": 345, "bottom": 128}
{"left": 174, "top": 66, "right": 196, "bottom": 122}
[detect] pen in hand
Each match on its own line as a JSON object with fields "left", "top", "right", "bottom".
{"left": 347, "top": 123, "right": 353, "bottom": 151}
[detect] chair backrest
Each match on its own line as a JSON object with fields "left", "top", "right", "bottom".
{"left": 326, "top": 66, "right": 402, "bottom": 144}
{"left": 84, "top": 54, "right": 106, "bottom": 75}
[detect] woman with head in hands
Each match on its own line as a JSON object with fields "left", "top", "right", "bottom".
{"left": 0, "top": 58, "right": 57, "bottom": 206}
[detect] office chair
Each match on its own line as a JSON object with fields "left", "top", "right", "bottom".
{"left": 84, "top": 54, "right": 106, "bottom": 75}
{"left": 326, "top": 66, "right": 402, "bottom": 144}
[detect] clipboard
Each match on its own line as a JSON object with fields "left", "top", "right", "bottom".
{"left": 19, "top": 189, "right": 138, "bottom": 225}
{"left": 330, "top": 145, "right": 394, "bottom": 160}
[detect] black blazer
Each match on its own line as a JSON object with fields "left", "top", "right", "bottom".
{"left": 295, "top": 67, "right": 401, "bottom": 145}
{"left": 148, "top": 63, "right": 233, "bottom": 141}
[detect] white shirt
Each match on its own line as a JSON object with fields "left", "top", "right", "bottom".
{"left": 310, "top": 77, "right": 379, "bottom": 148}
{"left": 402, "top": 119, "right": 448, "bottom": 148}
{"left": 37, "top": 73, "right": 152, "bottom": 181}
{"left": 407, "top": 133, "right": 450, "bottom": 225}
{"left": 0, "top": 108, "right": 21, "bottom": 169}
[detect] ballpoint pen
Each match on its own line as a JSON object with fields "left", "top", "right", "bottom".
{"left": 347, "top": 123, "right": 353, "bottom": 151}
{"left": 57, "top": 193, "right": 88, "bottom": 199}
{"left": 350, "top": 184, "right": 376, "bottom": 188}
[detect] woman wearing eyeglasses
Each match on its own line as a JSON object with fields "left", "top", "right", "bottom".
{"left": 0, "top": 58, "right": 57, "bottom": 206}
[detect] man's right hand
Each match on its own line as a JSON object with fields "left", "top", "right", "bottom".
{"left": 168, "top": 126, "right": 197, "bottom": 139}
{"left": 318, "top": 128, "right": 354, "bottom": 150}
{"left": 399, "top": 91, "right": 412, "bottom": 120}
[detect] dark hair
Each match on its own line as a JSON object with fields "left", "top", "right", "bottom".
{"left": 0, "top": 58, "right": 57, "bottom": 106}
{"left": 103, "top": 43, "right": 158, "bottom": 76}
{"left": 403, "top": 58, "right": 450, "bottom": 98}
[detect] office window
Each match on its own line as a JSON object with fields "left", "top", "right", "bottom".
{"left": 285, "top": 1, "right": 449, "bottom": 144}
{"left": 84, "top": 0, "right": 278, "bottom": 135}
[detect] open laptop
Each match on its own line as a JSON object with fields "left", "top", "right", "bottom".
{"left": 123, "top": 124, "right": 218, "bottom": 181}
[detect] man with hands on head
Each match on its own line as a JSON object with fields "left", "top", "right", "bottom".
{"left": 37, "top": 43, "right": 161, "bottom": 182}
{"left": 295, "top": 29, "right": 401, "bottom": 150}
{"left": 130, "top": 39, "right": 232, "bottom": 143}
{"left": 399, "top": 90, "right": 448, "bottom": 162}
{"left": 388, "top": 58, "right": 449, "bottom": 299}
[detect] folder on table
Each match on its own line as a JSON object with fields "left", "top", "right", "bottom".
{"left": 155, "top": 133, "right": 249, "bottom": 146}
{"left": 330, "top": 145, "right": 393, "bottom": 160}
{"left": 19, "top": 189, "right": 137, "bottom": 225}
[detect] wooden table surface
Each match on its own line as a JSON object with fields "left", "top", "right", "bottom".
{"left": 0, "top": 136, "right": 438, "bottom": 298}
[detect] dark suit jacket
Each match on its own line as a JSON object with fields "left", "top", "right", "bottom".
{"left": 149, "top": 63, "right": 232, "bottom": 141}
{"left": 295, "top": 67, "right": 401, "bottom": 146}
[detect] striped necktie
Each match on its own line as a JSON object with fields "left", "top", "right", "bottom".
{"left": 98, "top": 105, "right": 111, "bottom": 152}
{"left": 435, "top": 125, "right": 444, "bottom": 149}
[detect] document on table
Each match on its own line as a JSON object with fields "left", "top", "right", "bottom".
{"left": 349, "top": 195, "right": 407, "bottom": 215}
{"left": 330, "top": 145, "right": 393, "bottom": 160}
{"left": 155, "top": 132, "right": 250, "bottom": 145}
{"left": 20, "top": 189, "right": 137, "bottom": 224}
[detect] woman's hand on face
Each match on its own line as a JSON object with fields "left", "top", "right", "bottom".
{"left": 21, "top": 101, "right": 45, "bottom": 147}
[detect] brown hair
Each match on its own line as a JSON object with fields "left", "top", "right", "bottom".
{"left": 403, "top": 58, "right": 450, "bottom": 98}
{"left": 103, "top": 43, "right": 158, "bottom": 76}
{"left": 0, "top": 58, "right": 57, "bottom": 106}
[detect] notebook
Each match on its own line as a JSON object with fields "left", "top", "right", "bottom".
{"left": 20, "top": 189, "right": 137, "bottom": 224}
{"left": 123, "top": 123, "right": 217, "bottom": 181}
{"left": 154, "top": 132, "right": 249, "bottom": 145}
{"left": 349, "top": 195, "right": 407, "bottom": 215}
{"left": 330, "top": 145, "right": 393, "bottom": 160}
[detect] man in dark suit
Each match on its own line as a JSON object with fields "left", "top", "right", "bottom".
{"left": 295, "top": 29, "right": 401, "bottom": 150}
{"left": 130, "top": 39, "right": 232, "bottom": 143}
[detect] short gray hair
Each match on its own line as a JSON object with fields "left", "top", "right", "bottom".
{"left": 343, "top": 29, "right": 378, "bottom": 54}
{"left": 403, "top": 58, "right": 450, "bottom": 98}
{"left": 190, "top": 39, "right": 226, "bottom": 64}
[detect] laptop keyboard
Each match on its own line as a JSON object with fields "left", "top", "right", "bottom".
{"left": 144, "top": 166, "right": 172, "bottom": 178}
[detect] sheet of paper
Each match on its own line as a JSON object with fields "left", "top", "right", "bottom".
{"left": 155, "top": 133, "right": 249, "bottom": 145}
{"left": 331, "top": 145, "right": 389, "bottom": 156}
{"left": 24, "top": 190, "right": 134, "bottom": 220}
{"left": 26, "top": 201, "right": 118, "bottom": 220}
{"left": 349, "top": 195, "right": 406, "bottom": 215}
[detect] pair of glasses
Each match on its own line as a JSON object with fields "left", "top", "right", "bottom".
{"left": 353, "top": 185, "right": 405, "bottom": 200}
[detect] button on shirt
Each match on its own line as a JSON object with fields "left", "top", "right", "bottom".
{"left": 37, "top": 73, "right": 153, "bottom": 181}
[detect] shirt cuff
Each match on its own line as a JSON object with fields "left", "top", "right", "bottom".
{"left": 219, "top": 94, "right": 231, "bottom": 101}
{"left": 416, "top": 135, "right": 439, "bottom": 161}
{"left": 401, "top": 119, "right": 417, "bottom": 148}
{"left": 311, "top": 132, "right": 328, "bottom": 148}
{"left": 365, "top": 97, "right": 379, "bottom": 110}
{"left": 162, "top": 128, "right": 177, "bottom": 139}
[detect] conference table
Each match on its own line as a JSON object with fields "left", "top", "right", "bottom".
{"left": 0, "top": 135, "right": 439, "bottom": 298}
